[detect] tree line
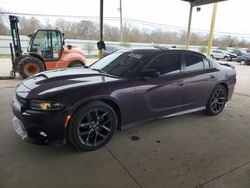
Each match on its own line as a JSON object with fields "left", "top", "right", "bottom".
{"left": 0, "top": 13, "right": 250, "bottom": 49}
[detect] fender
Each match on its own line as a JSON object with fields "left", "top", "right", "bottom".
{"left": 60, "top": 47, "right": 87, "bottom": 65}
{"left": 67, "top": 95, "right": 122, "bottom": 130}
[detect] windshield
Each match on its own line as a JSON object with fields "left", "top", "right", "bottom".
{"left": 90, "top": 50, "right": 151, "bottom": 78}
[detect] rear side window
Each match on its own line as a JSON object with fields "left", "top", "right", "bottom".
{"left": 185, "top": 54, "right": 204, "bottom": 71}
{"left": 147, "top": 54, "right": 181, "bottom": 75}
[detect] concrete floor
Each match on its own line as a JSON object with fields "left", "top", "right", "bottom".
{"left": 0, "top": 61, "right": 250, "bottom": 188}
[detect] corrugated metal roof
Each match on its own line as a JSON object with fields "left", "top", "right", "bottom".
{"left": 181, "top": 0, "right": 228, "bottom": 6}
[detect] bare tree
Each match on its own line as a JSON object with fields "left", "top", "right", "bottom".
{"left": 104, "top": 24, "right": 120, "bottom": 41}
{"left": 19, "top": 16, "right": 42, "bottom": 35}
{"left": 76, "top": 20, "right": 98, "bottom": 40}
{"left": 85, "top": 43, "right": 95, "bottom": 56}
{"left": 1, "top": 11, "right": 250, "bottom": 48}
{"left": 0, "top": 9, "right": 9, "bottom": 35}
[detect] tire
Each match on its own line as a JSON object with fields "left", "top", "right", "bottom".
{"left": 224, "top": 56, "right": 229, "bottom": 61}
{"left": 68, "top": 60, "right": 85, "bottom": 67}
{"left": 240, "top": 60, "right": 246, "bottom": 65}
{"left": 18, "top": 57, "right": 45, "bottom": 79}
{"left": 205, "top": 85, "right": 228, "bottom": 116}
{"left": 67, "top": 101, "right": 117, "bottom": 151}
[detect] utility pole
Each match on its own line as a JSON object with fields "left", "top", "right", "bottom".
{"left": 98, "top": 0, "right": 104, "bottom": 59}
{"left": 185, "top": 3, "right": 193, "bottom": 50}
{"left": 119, "top": 0, "right": 123, "bottom": 42}
{"left": 207, "top": 3, "right": 218, "bottom": 56}
{"left": 100, "top": 0, "right": 104, "bottom": 42}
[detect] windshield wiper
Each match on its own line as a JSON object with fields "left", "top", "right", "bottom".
{"left": 90, "top": 68, "right": 121, "bottom": 78}
{"left": 91, "top": 68, "right": 108, "bottom": 74}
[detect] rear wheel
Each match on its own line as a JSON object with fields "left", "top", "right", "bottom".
{"left": 68, "top": 60, "right": 85, "bottom": 67}
{"left": 18, "top": 57, "right": 45, "bottom": 78}
{"left": 240, "top": 60, "right": 246, "bottom": 65}
{"left": 224, "top": 56, "right": 229, "bottom": 61}
{"left": 67, "top": 101, "right": 117, "bottom": 151}
{"left": 205, "top": 85, "right": 228, "bottom": 116}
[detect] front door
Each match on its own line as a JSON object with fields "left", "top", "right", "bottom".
{"left": 135, "top": 52, "right": 186, "bottom": 121}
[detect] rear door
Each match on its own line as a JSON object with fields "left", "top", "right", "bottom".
{"left": 135, "top": 52, "right": 186, "bottom": 120}
{"left": 181, "top": 51, "right": 218, "bottom": 109}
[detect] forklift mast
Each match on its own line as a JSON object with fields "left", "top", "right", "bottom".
{"left": 9, "top": 15, "right": 22, "bottom": 56}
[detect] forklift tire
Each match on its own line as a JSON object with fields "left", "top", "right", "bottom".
{"left": 68, "top": 60, "right": 85, "bottom": 67}
{"left": 18, "top": 57, "right": 45, "bottom": 79}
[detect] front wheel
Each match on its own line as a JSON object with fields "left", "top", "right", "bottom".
{"left": 205, "top": 85, "right": 228, "bottom": 116}
{"left": 67, "top": 101, "right": 117, "bottom": 151}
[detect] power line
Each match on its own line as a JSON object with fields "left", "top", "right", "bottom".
{"left": 0, "top": 11, "right": 250, "bottom": 38}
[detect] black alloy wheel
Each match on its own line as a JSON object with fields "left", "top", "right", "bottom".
{"left": 205, "top": 85, "right": 228, "bottom": 116}
{"left": 67, "top": 101, "right": 117, "bottom": 150}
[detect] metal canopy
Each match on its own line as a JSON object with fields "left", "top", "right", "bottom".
{"left": 98, "top": 0, "right": 228, "bottom": 58}
{"left": 182, "top": 0, "right": 227, "bottom": 6}
{"left": 182, "top": 0, "right": 228, "bottom": 55}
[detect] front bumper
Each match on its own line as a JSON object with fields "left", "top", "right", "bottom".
{"left": 11, "top": 96, "right": 68, "bottom": 145}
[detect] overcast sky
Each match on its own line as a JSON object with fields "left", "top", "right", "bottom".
{"left": 0, "top": 0, "right": 250, "bottom": 36}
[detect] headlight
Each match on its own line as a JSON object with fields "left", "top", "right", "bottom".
{"left": 30, "top": 100, "right": 65, "bottom": 111}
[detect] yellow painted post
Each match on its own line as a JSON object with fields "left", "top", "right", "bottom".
{"left": 98, "top": 49, "right": 104, "bottom": 59}
{"left": 185, "top": 3, "right": 193, "bottom": 50}
{"left": 207, "top": 3, "right": 218, "bottom": 56}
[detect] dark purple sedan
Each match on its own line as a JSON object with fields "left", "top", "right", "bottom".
{"left": 11, "top": 48, "right": 236, "bottom": 150}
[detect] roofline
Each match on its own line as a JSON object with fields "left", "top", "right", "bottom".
{"left": 181, "top": 0, "right": 228, "bottom": 6}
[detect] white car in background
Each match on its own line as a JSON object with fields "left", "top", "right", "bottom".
{"left": 211, "top": 50, "right": 237, "bottom": 61}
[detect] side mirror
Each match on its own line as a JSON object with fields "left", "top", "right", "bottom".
{"left": 62, "top": 37, "right": 66, "bottom": 46}
{"left": 139, "top": 70, "right": 160, "bottom": 78}
{"left": 28, "top": 33, "right": 34, "bottom": 38}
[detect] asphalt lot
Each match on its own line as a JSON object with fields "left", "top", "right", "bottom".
{"left": 0, "top": 59, "right": 250, "bottom": 188}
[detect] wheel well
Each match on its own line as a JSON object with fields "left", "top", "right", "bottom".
{"left": 100, "top": 99, "right": 121, "bottom": 131}
{"left": 70, "top": 99, "right": 122, "bottom": 131}
{"left": 218, "top": 82, "right": 229, "bottom": 100}
{"left": 68, "top": 60, "right": 85, "bottom": 67}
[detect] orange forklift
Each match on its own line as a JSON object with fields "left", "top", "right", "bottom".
{"left": 9, "top": 15, "right": 87, "bottom": 79}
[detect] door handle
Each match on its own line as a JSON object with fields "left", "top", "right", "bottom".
{"left": 177, "top": 81, "right": 184, "bottom": 86}
{"left": 210, "top": 75, "right": 216, "bottom": 79}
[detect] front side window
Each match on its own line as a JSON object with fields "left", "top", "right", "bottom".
{"left": 185, "top": 54, "right": 204, "bottom": 72}
{"left": 147, "top": 54, "right": 181, "bottom": 75}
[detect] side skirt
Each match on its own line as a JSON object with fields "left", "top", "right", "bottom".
{"left": 121, "top": 107, "right": 206, "bottom": 130}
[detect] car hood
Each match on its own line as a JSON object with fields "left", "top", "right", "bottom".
{"left": 17, "top": 68, "right": 121, "bottom": 98}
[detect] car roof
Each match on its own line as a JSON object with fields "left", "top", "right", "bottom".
{"left": 120, "top": 47, "right": 207, "bottom": 58}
